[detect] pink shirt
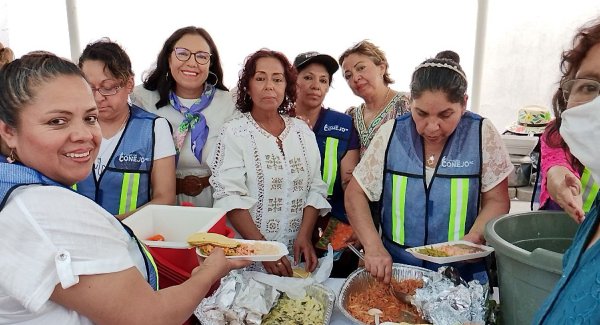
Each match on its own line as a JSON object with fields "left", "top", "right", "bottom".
{"left": 539, "top": 129, "right": 580, "bottom": 207}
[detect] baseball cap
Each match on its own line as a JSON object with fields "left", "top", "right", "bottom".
{"left": 293, "top": 51, "right": 339, "bottom": 76}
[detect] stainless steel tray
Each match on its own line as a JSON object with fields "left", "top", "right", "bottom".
{"left": 337, "top": 264, "right": 435, "bottom": 324}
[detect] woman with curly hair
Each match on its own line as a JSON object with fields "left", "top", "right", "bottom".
{"left": 208, "top": 49, "right": 330, "bottom": 277}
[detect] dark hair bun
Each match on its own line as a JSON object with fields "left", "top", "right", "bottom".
{"left": 435, "top": 50, "right": 460, "bottom": 64}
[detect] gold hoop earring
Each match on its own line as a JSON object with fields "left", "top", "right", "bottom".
{"left": 7, "top": 148, "right": 16, "bottom": 164}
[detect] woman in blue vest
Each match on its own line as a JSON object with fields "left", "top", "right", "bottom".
{"left": 293, "top": 51, "right": 361, "bottom": 277}
{"left": 345, "top": 53, "right": 513, "bottom": 284}
{"left": 0, "top": 53, "right": 249, "bottom": 324}
{"left": 76, "top": 39, "right": 176, "bottom": 219}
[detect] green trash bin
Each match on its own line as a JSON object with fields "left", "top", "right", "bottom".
{"left": 484, "top": 211, "right": 578, "bottom": 325}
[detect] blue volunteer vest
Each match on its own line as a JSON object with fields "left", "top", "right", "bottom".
{"left": 76, "top": 105, "right": 156, "bottom": 215}
{"left": 0, "top": 161, "right": 158, "bottom": 290}
{"left": 313, "top": 108, "right": 355, "bottom": 222}
{"left": 381, "top": 112, "right": 484, "bottom": 279}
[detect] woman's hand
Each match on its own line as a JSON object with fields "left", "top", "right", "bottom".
{"left": 364, "top": 245, "right": 393, "bottom": 284}
{"left": 262, "top": 257, "right": 293, "bottom": 277}
{"left": 193, "top": 247, "right": 251, "bottom": 280}
{"left": 547, "top": 166, "right": 585, "bottom": 223}
{"left": 558, "top": 173, "right": 585, "bottom": 223}
{"left": 461, "top": 232, "right": 485, "bottom": 245}
{"left": 294, "top": 234, "right": 318, "bottom": 272}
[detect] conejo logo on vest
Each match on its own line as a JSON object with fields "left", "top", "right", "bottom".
{"left": 115, "top": 152, "right": 150, "bottom": 169}
{"left": 440, "top": 156, "right": 474, "bottom": 168}
{"left": 323, "top": 124, "right": 348, "bottom": 133}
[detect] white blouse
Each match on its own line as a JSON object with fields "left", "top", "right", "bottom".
{"left": 208, "top": 113, "right": 330, "bottom": 265}
{"left": 354, "top": 118, "right": 513, "bottom": 201}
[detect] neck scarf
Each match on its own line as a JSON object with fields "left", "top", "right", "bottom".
{"left": 169, "top": 84, "right": 216, "bottom": 163}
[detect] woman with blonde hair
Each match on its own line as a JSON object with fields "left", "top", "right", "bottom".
{"left": 0, "top": 42, "right": 15, "bottom": 67}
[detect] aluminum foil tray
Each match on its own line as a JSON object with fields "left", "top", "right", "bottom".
{"left": 337, "top": 264, "right": 435, "bottom": 324}
{"left": 306, "top": 283, "right": 336, "bottom": 325}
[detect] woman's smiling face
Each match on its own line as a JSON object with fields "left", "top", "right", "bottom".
{"left": 1, "top": 75, "right": 101, "bottom": 185}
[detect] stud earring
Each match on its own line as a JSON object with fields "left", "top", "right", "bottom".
{"left": 7, "top": 148, "right": 16, "bottom": 163}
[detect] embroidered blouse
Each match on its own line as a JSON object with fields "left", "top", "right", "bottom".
{"left": 354, "top": 118, "right": 513, "bottom": 201}
{"left": 208, "top": 113, "right": 330, "bottom": 270}
{"left": 346, "top": 92, "right": 410, "bottom": 156}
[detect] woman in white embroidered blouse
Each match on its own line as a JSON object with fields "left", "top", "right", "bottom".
{"left": 208, "top": 49, "right": 330, "bottom": 277}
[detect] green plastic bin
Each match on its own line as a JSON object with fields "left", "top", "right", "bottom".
{"left": 484, "top": 211, "right": 578, "bottom": 325}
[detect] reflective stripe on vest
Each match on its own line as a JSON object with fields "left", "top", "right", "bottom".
{"left": 390, "top": 176, "right": 470, "bottom": 244}
{"left": 119, "top": 173, "right": 140, "bottom": 214}
{"left": 322, "top": 137, "right": 339, "bottom": 196}
{"left": 391, "top": 174, "right": 408, "bottom": 244}
{"left": 448, "top": 178, "right": 469, "bottom": 241}
{"left": 71, "top": 184, "right": 77, "bottom": 191}
{"left": 581, "top": 168, "right": 599, "bottom": 213}
{"left": 138, "top": 240, "right": 159, "bottom": 290}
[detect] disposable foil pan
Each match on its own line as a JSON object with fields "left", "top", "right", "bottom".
{"left": 263, "top": 282, "right": 335, "bottom": 325}
{"left": 306, "top": 283, "right": 336, "bottom": 325}
{"left": 337, "top": 264, "right": 435, "bottom": 324}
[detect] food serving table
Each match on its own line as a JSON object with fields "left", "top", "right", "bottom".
{"left": 323, "top": 277, "right": 353, "bottom": 324}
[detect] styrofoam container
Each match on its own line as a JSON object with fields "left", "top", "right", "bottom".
{"left": 195, "top": 239, "right": 288, "bottom": 261}
{"left": 406, "top": 240, "right": 494, "bottom": 264}
{"left": 123, "top": 204, "right": 226, "bottom": 248}
{"left": 501, "top": 134, "right": 539, "bottom": 156}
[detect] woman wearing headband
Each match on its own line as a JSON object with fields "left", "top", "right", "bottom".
{"left": 345, "top": 54, "right": 512, "bottom": 283}
{"left": 132, "top": 26, "right": 237, "bottom": 207}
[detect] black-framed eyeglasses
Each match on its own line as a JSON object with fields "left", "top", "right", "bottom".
{"left": 173, "top": 47, "right": 211, "bottom": 65}
{"left": 90, "top": 84, "right": 122, "bottom": 96}
{"left": 561, "top": 78, "right": 600, "bottom": 105}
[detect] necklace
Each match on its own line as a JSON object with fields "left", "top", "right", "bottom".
{"left": 255, "top": 116, "right": 285, "bottom": 155}
{"left": 426, "top": 154, "right": 435, "bottom": 167}
{"left": 255, "top": 116, "right": 284, "bottom": 137}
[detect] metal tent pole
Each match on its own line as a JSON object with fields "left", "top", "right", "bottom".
{"left": 65, "top": 0, "right": 81, "bottom": 62}
{"left": 471, "top": 0, "right": 489, "bottom": 113}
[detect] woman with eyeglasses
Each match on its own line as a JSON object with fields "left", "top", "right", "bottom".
{"left": 533, "top": 18, "right": 600, "bottom": 324}
{"left": 77, "top": 39, "right": 176, "bottom": 220}
{"left": 132, "top": 26, "right": 236, "bottom": 208}
{"left": 536, "top": 21, "right": 600, "bottom": 223}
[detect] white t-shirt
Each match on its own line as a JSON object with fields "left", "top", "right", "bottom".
{"left": 354, "top": 118, "right": 513, "bottom": 201}
{"left": 0, "top": 185, "right": 146, "bottom": 324}
{"left": 94, "top": 117, "right": 174, "bottom": 178}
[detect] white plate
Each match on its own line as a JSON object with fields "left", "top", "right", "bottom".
{"left": 405, "top": 240, "right": 494, "bottom": 264}
{"left": 195, "top": 239, "right": 288, "bottom": 262}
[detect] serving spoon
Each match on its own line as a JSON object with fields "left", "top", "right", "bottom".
{"left": 368, "top": 308, "right": 383, "bottom": 325}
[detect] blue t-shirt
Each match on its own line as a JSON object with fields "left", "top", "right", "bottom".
{"left": 532, "top": 198, "right": 600, "bottom": 324}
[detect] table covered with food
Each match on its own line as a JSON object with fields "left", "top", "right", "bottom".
{"left": 191, "top": 236, "right": 492, "bottom": 325}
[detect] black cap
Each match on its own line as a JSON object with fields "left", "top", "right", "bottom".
{"left": 293, "top": 51, "right": 339, "bottom": 76}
